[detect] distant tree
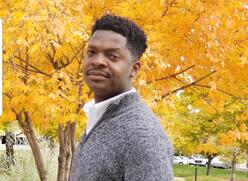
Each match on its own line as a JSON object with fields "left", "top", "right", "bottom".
{"left": 219, "top": 98, "right": 248, "bottom": 181}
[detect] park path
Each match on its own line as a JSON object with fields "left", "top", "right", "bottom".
{"left": 174, "top": 177, "right": 185, "bottom": 181}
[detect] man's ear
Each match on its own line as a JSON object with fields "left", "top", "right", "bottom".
{"left": 130, "top": 61, "right": 141, "bottom": 78}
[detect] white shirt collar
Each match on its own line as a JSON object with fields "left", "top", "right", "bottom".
{"left": 83, "top": 88, "right": 136, "bottom": 134}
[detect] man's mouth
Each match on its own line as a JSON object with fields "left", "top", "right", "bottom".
{"left": 86, "top": 70, "right": 110, "bottom": 78}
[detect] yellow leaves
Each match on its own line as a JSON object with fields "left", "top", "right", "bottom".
{"left": 10, "top": 0, "right": 25, "bottom": 9}
{"left": 240, "top": 123, "right": 247, "bottom": 133}
{"left": 239, "top": 55, "right": 248, "bottom": 66}
{"left": 29, "top": 43, "right": 41, "bottom": 54}
{"left": 214, "top": 116, "right": 224, "bottom": 126}
{"left": 53, "top": 43, "right": 73, "bottom": 60}
{"left": 60, "top": 113, "right": 77, "bottom": 124}
{"left": 209, "top": 81, "right": 217, "bottom": 91}
{"left": 16, "top": 37, "right": 29, "bottom": 47}
{"left": 54, "top": 48, "right": 64, "bottom": 60}
{"left": 197, "top": 143, "right": 218, "bottom": 154}
{"left": 207, "top": 88, "right": 231, "bottom": 111}
{"left": 27, "top": 91, "right": 48, "bottom": 106}
{"left": 13, "top": 11, "right": 24, "bottom": 21}
{"left": 53, "top": 19, "right": 65, "bottom": 37}
{"left": 239, "top": 110, "right": 248, "bottom": 121}
{"left": 1, "top": 0, "right": 248, "bottom": 143}
{"left": 82, "top": 15, "right": 93, "bottom": 26}
{"left": 10, "top": 96, "right": 25, "bottom": 113}
{"left": 219, "top": 133, "right": 237, "bottom": 146}
{"left": 219, "top": 126, "right": 248, "bottom": 147}
{"left": 0, "top": 2, "right": 8, "bottom": 17}
{"left": 238, "top": 123, "right": 248, "bottom": 142}
{"left": 138, "top": 79, "right": 147, "bottom": 86}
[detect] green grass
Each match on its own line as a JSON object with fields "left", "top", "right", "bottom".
{"left": 0, "top": 141, "right": 58, "bottom": 181}
{"left": 1, "top": 144, "right": 247, "bottom": 181}
{"left": 174, "top": 164, "right": 248, "bottom": 181}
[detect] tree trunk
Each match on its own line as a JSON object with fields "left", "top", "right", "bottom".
{"left": 57, "top": 121, "right": 76, "bottom": 181}
{"left": 206, "top": 154, "right": 216, "bottom": 176}
{"left": 13, "top": 109, "right": 48, "bottom": 181}
{"left": 5, "top": 130, "right": 15, "bottom": 168}
{"left": 230, "top": 150, "right": 238, "bottom": 181}
{"left": 206, "top": 157, "right": 211, "bottom": 176}
{"left": 230, "top": 161, "right": 236, "bottom": 181}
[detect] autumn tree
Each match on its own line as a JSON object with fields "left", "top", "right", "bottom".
{"left": 219, "top": 98, "right": 248, "bottom": 181}
{"left": 166, "top": 91, "right": 247, "bottom": 176}
{"left": 1, "top": 0, "right": 248, "bottom": 180}
{"left": 165, "top": 92, "right": 224, "bottom": 175}
{"left": 1, "top": 0, "right": 88, "bottom": 180}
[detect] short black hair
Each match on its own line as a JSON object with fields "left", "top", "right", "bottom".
{"left": 91, "top": 14, "right": 147, "bottom": 59}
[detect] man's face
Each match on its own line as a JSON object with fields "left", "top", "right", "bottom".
{"left": 83, "top": 30, "right": 140, "bottom": 102}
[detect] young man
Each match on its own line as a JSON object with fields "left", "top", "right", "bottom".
{"left": 70, "top": 14, "right": 173, "bottom": 181}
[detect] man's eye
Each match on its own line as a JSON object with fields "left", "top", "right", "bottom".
{"left": 87, "top": 50, "right": 95, "bottom": 56}
{"left": 108, "top": 54, "right": 119, "bottom": 60}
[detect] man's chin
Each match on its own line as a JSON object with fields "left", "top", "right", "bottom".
{"left": 87, "top": 83, "right": 109, "bottom": 94}
{"left": 90, "top": 87, "right": 113, "bottom": 102}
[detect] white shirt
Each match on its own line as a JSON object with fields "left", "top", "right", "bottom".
{"left": 83, "top": 88, "right": 136, "bottom": 135}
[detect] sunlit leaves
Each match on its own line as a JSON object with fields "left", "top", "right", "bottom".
{"left": 0, "top": 0, "right": 247, "bottom": 144}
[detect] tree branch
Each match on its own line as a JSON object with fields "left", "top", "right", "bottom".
{"left": 174, "top": 77, "right": 218, "bottom": 112}
{"left": 162, "top": 0, "right": 177, "bottom": 17}
{"left": 147, "top": 64, "right": 195, "bottom": 84}
{"left": 14, "top": 56, "right": 51, "bottom": 77}
{"left": 45, "top": 41, "right": 58, "bottom": 69}
{"left": 69, "top": 43, "right": 84, "bottom": 64}
{"left": 47, "top": 42, "right": 85, "bottom": 71}
{"left": 161, "top": 70, "right": 217, "bottom": 98}
{"left": 193, "top": 84, "right": 235, "bottom": 97}
{"left": 3, "top": 92, "right": 12, "bottom": 99}
{"left": 24, "top": 46, "right": 29, "bottom": 84}
{"left": 194, "top": 10, "right": 206, "bottom": 22}
{"left": 64, "top": 43, "right": 85, "bottom": 68}
{"left": 4, "top": 61, "right": 49, "bottom": 77}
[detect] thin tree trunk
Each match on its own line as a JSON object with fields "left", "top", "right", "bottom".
{"left": 206, "top": 157, "right": 211, "bottom": 176}
{"left": 57, "top": 121, "right": 76, "bottom": 181}
{"left": 13, "top": 109, "right": 48, "bottom": 181}
{"left": 206, "top": 154, "right": 216, "bottom": 176}
{"left": 5, "top": 130, "right": 15, "bottom": 168}
{"left": 57, "top": 124, "right": 66, "bottom": 181}
{"left": 230, "top": 161, "right": 236, "bottom": 181}
{"left": 230, "top": 151, "right": 238, "bottom": 181}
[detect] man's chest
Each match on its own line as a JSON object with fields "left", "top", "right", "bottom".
{"left": 70, "top": 128, "right": 125, "bottom": 181}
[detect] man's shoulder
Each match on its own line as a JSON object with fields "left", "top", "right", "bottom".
{"left": 115, "top": 99, "right": 156, "bottom": 121}
{"left": 118, "top": 102, "right": 166, "bottom": 135}
{"left": 106, "top": 92, "right": 154, "bottom": 118}
{"left": 105, "top": 92, "right": 166, "bottom": 135}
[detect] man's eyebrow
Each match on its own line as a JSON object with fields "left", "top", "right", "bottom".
{"left": 87, "top": 45, "right": 122, "bottom": 52}
{"left": 106, "top": 48, "right": 122, "bottom": 52}
{"left": 87, "top": 45, "right": 96, "bottom": 49}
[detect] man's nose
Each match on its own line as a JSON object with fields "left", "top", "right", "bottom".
{"left": 91, "top": 54, "right": 107, "bottom": 67}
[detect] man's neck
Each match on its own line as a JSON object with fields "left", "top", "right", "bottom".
{"left": 94, "top": 88, "right": 133, "bottom": 103}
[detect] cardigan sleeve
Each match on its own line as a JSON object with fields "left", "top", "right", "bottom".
{"left": 123, "top": 122, "right": 173, "bottom": 181}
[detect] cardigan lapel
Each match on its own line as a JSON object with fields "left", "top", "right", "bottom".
{"left": 79, "top": 92, "right": 141, "bottom": 145}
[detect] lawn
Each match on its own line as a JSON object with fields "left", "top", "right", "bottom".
{"left": 0, "top": 148, "right": 247, "bottom": 181}
{"left": 0, "top": 142, "right": 58, "bottom": 181}
{"left": 174, "top": 164, "right": 248, "bottom": 181}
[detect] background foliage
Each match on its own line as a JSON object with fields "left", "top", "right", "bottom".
{"left": 0, "top": 0, "right": 247, "bottom": 157}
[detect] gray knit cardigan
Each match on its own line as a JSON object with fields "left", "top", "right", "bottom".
{"left": 69, "top": 92, "right": 173, "bottom": 181}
